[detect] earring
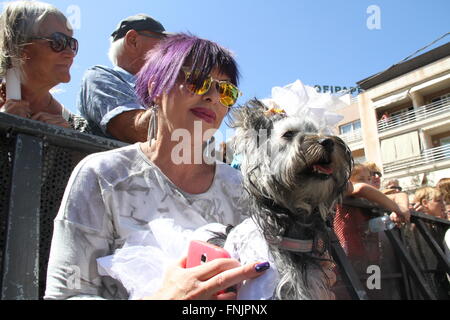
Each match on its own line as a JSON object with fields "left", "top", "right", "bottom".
{"left": 148, "top": 104, "right": 159, "bottom": 147}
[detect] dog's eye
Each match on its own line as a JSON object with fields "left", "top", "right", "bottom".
{"left": 282, "top": 131, "right": 296, "bottom": 140}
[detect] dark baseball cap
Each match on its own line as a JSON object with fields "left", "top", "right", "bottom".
{"left": 111, "top": 14, "right": 171, "bottom": 41}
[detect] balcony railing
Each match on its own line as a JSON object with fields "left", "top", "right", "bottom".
{"left": 339, "top": 129, "right": 362, "bottom": 144}
{"left": 378, "top": 97, "right": 450, "bottom": 133}
{"left": 383, "top": 144, "right": 450, "bottom": 173}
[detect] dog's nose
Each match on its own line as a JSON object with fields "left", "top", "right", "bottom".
{"left": 319, "top": 138, "right": 335, "bottom": 153}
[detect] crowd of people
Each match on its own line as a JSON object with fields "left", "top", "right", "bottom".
{"left": 0, "top": 1, "right": 448, "bottom": 300}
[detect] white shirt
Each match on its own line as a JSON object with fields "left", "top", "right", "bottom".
{"left": 44, "top": 143, "right": 246, "bottom": 300}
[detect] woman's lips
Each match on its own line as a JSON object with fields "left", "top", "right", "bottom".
{"left": 190, "top": 108, "right": 217, "bottom": 124}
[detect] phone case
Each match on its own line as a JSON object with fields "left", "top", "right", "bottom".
{"left": 186, "top": 240, "right": 231, "bottom": 268}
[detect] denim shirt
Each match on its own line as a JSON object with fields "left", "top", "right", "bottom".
{"left": 76, "top": 66, "right": 146, "bottom": 138}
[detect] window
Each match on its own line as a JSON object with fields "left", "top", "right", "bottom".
{"left": 431, "top": 93, "right": 450, "bottom": 103}
{"left": 339, "top": 120, "right": 361, "bottom": 135}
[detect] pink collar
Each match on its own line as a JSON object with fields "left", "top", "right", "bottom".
{"left": 278, "top": 237, "right": 313, "bottom": 253}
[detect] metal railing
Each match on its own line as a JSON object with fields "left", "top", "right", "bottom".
{"left": 339, "top": 129, "right": 363, "bottom": 144}
{"left": 383, "top": 144, "right": 450, "bottom": 174}
{"left": 333, "top": 198, "right": 450, "bottom": 300}
{"left": 0, "top": 112, "right": 126, "bottom": 300}
{"left": 378, "top": 97, "right": 450, "bottom": 133}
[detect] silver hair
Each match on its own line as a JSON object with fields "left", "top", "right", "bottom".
{"left": 0, "top": 0, "right": 71, "bottom": 76}
{"left": 229, "top": 99, "right": 353, "bottom": 300}
{"left": 108, "top": 37, "right": 125, "bottom": 66}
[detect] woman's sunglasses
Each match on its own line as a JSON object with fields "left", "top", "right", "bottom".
{"left": 182, "top": 68, "right": 242, "bottom": 108}
{"left": 31, "top": 32, "right": 79, "bottom": 55}
{"left": 371, "top": 171, "right": 382, "bottom": 179}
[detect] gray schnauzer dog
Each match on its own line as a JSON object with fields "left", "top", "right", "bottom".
{"left": 227, "top": 99, "right": 353, "bottom": 300}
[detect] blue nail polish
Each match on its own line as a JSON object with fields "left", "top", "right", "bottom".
{"left": 255, "top": 262, "right": 270, "bottom": 273}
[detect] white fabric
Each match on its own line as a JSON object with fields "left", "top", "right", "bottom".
{"left": 445, "top": 229, "right": 450, "bottom": 283}
{"left": 97, "top": 220, "right": 228, "bottom": 300}
{"left": 96, "top": 218, "right": 279, "bottom": 300}
{"left": 44, "top": 143, "right": 247, "bottom": 300}
{"left": 261, "top": 80, "right": 346, "bottom": 135}
{"left": 225, "top": 219, "right": 279, "bottom": 300}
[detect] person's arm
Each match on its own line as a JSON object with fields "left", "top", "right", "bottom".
{"left": 387, "top": 192, "right": 410, "bottom": 213}
{"left": 1, "top": 98, "right": 32, "bottom": 118}
{"left": 77, "top": 67, "right": 147, "bottom": 142}
{"left": 351, "top": 182, "right": 411, "bottom": 223}
{"left": 45, "top": 157, "right": 117, "bottom": 300}
{"left": 106, "top": 108, "right": 152, "bottom": 143}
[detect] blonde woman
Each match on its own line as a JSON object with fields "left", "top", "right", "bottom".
{"left": 0, "top": 1, "right": 89, "bottom": 132}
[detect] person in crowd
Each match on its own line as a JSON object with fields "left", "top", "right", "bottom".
{"left": 365, "top": 162, "right": 382, "bottom": 190}
{"left": 333, "top": 163, "right": 410, "bottom": 259}
{"left": 364, "top": 162, "right": 410, "bottom": 214}
{"left": 414, "top": 187, "right": 446, "bottom": 220}
{"left": 336, "top": 164, "right": 410, "bottom": 227}
{"left": 45, "top": 33, "right": 267, "bottom": 300}
{"left": 436, "top": 178, "right": 450, "bottom": 220}
{"left": 0, "top": 1, "right": 89, "bottom": 132}
{"left": 332, "top": 164, "right": 410, "bottom": 299}
{"left": 382, "top": 179, "right": 402, "bottom": 195}
{"left": 77, "top": 14, "right": 170, "bottom": 142}
{"left": 378, "top": 112, "right": 390, "bottom": 129}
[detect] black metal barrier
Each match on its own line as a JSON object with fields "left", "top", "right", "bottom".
{"left": 0, "top": 112, "right": 126, "bottom": 300}
{"left": 0, "top": 112, "right": 448, "bottom": 300}
{"left": 331, "top": 197, "right": 450, "bottom": 300}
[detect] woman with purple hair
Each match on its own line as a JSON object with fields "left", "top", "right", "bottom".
{"left": 45, "top": 33, "right": 269, "bottom": 300}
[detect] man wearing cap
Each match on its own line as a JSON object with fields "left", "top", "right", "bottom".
{"left": 77, "top": 14, "right": 170, "bottom": 142}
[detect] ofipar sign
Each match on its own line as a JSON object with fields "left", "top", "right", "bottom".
{"left": 314, "top": 85, "right": 363, "bottom": 95}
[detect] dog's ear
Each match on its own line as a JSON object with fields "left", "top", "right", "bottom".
{"left": 228, "top": 99, "right": 277, "bottom": 132}
{"left": 228, "top": 99, "right": 274, "bottom": 156}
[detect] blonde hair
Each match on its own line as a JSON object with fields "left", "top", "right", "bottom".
{"left": 0, "top": 1, "right": 71, "bottom": 76}
{"left": 364, "top": 161, "right": 381, "bottom": 174}
{"left": 350, "top": 163, "right": 370, "bottom": 183}
{"left": 414, "top": 187, "right": 442, "bottom": 204}
{"left": 436, "top": 178, "right": 450, "bottom": 203}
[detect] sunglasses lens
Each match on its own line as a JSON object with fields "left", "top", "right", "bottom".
{"left": 185, "top": 71, "right": 211, "bottom": 95}
{"left": 48, "top": 33, "right": 78, "bottom": 54}
{"left": 219, "top": 83, "right": 240, "bottom": 107}
{"left": 70, "top": 38, "right": 79, "bottom": 54}
{"left": 183, "top": 68, "right": 240, "bottom": 107}
{"left": 50, "top": 34, "right": 66, "bottom": 52}
{"left": 195, "top": 77, "right": 212, "bottom": 95}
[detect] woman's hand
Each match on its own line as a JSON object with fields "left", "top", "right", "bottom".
{"left": 412, "top": 202, "right": 425, "bottom": 213}
{"left": 0, "top": 99, "right": 33, "bottom": 119}
{"left": 390, "top": 206, "right": 411, "bottom": 225}
{"left": 31, "top": 112, "right": 71, "bottom": 129}
{"left": 147, "top": 257, "right": 270, "bottom": 300}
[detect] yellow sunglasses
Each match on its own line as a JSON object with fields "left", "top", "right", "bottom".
{"left": 182, "top": 68, "right": 242, "bottom": 108}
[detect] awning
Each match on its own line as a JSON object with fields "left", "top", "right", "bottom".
{"left": 410, "top": 72, "right": 450, "bottom": 93}
{"left": 372, "top": 90, "right": 410, "bottom": 109}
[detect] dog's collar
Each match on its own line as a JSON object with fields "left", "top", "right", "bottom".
{"left": 277, "top": 237, "right": 314, "bottom": 253}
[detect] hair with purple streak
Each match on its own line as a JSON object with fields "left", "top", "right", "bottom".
{"left": 135, "top": 33, "right": 240, "bottom": 107}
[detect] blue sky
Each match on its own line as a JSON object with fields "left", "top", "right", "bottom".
{"left": 3, "top": 0, "right": 450, "bottom": 139}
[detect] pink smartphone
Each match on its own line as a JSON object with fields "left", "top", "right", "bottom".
{"left": 186, "top": 240, "right": 231, "bottom": 268}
